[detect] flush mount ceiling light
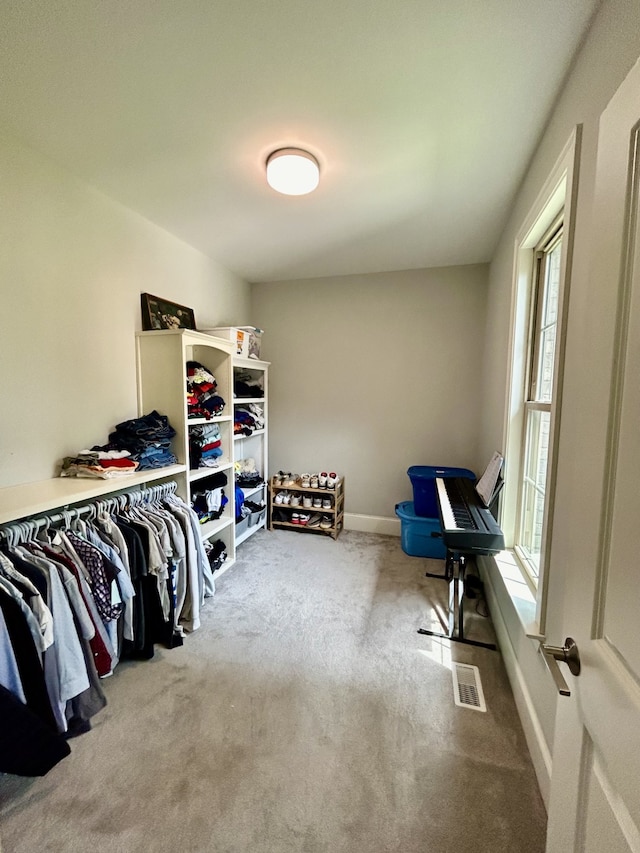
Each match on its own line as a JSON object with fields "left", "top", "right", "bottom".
{"left": 266, "top": 148, "right": 320, "bottom": 196}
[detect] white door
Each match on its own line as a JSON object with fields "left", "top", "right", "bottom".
{"left": 545, "top": 58, "right": 640, "bottom": 851}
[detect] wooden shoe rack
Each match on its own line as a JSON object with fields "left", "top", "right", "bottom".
{"left": 269, "top": 475, "right": 345, "bottom": 539}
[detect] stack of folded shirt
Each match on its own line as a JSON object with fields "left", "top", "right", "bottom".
{"left": 189, "top": 423, "right": 223, "bottom": 469}
{"left": 234, "top": 369, "right": 264, "bottom": 398}
{"left": 95, "top": 410, "right": 177, "bottom": 470}
{"left": 234, "top": 403, "right": 264, "bottom": 436}
{"left": 191, "top": 471, "right": 228, "bottom": 524}
{"left": 60, "top": 449, "right": 138, "bottom": 479}
{"left": 187, "top": 361, "right": 226, "bottom": 419}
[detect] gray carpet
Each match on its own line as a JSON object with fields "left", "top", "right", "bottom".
{"left": 0, "top": 530, "right": 546, "bottom": 853}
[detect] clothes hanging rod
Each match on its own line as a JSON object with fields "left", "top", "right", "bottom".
{"left": 0, "top": 480, "right": 178, "bottom": 541}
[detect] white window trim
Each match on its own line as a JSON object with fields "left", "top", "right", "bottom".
{"left": 500, "top": 126, "right": 582, "bottom": 638}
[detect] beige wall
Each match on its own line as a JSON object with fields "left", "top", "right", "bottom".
{"left": 0, "top": 127, "right": 250, "bottom": 489}
{"left": 478, "top": 0, "right": 640, "bottom": 801}
{"left": 252, "top": 265, "right": 488, "bottom": 520}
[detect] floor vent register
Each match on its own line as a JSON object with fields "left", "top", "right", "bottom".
{"left": 452, "top": 663, "right": 487, "bottom": 712}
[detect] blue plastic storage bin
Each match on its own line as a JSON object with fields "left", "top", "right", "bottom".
{"left": 395, "top": 501, "right": 446, "bottom": 559}
{"left": 407, "top": 465, "right": 476, "bottom": 517}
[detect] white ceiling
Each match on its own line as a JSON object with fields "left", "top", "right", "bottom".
{"left": 0, "top": 1, "right": 600, "bottom": 283}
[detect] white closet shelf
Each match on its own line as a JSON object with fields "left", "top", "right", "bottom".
{"left": 234, "top": 429, "right": 265, "bottom": 440}
{"left": 189, "top": 463, "right": 233, "bottom": 481}
{"left": 0, "top": 464, "right": 187, "bottom": 525}
{"left": 187, "top": 415, "right": 233, "bottom": 425}
{"left": 199, "top": 514, "right": 234, "bottom": 541}
{"left": 240, "top": 483, "right": 266, "bottom": 499}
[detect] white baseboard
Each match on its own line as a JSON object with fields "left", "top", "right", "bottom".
{"left": 344, "top": 513, "right": 401, "bottom": 536}
{"left": 480, "top": 563, "right": 552, "bottom": 808}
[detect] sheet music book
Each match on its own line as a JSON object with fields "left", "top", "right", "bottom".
{"left": 475, "top": 451, "right": 504, "bottom": 507}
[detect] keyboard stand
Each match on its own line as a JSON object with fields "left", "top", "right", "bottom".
{"left": 424, "top": 549, "right": 453, "bottom": 582}
{"left": 418, "top": 549, "right": 497, "bottom": 651}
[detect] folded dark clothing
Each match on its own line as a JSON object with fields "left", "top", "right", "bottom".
{"left": 112, "top": 410, "right": 176, "bottom": 439}
{"left": 236, "top": 473, "right": 263, "bottom": 488}
{"left": 234, "top": 410, "right": 256, "bottom": 426}
{"left": 234, "top": 380, "right": 264, "bottom": 398}
{"left": 197, "top": 471, "right": 228, "bottom": 490}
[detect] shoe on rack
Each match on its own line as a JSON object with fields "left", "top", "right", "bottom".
{"left": 290, "top": 494, "right": 301, "bottom": 507}
{"left": 303, "top": 495, "right": 313, "bottom": 508}
{"left": 319, "top": 472, "right": 328, "bottom": 489}
{"left": 275, "top": 470, "right": 287, "bottom": 486}
{"left": 300, "top": 473, "right": 311, "bottom": 488}
{"left": 282, "top": 491, "right": 292, "bottom": 505}
{"left": 298, "top": 513, "right": 309, "bottom": 526}
{"left": 322, "top": 498, "right": 332, "bottom": 509}
{"left": 284, "top": 473, "right": 299, "bottom": 487}
{"left": 307, "top": 513, "right": 322, "bottom": 528}
{"left": 320, "top": 515, "right": 332, "bottom": 529}
{"left": 310, "top": 474, "right": 319, "bottom": 489}
{"left": 274, "top": 491, "right": 286, "bottom": 505}
{"left": 326, "top": 472, "right": 340, "bottom": 490}
{"left": 272, "top": 508, "right": 286, "bottom": 522}
{"left": 291, "top": 513, "right": 300, "bottom": 525}
{"left": 312, "top": 497, "right": 322, "bottom": 508}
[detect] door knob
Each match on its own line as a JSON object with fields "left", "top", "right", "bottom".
{"left": 539, "top": 637, "right": 581, "bottom": 696}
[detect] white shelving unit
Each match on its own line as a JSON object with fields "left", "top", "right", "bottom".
{"left": 233, "top": 356, "right": 269, "bottom": 547}
{"left": 136, "top": 329, "right": 237, "bottom": 575}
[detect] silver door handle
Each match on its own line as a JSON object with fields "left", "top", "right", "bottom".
{"left": 539, "top": 637, "right": 581, "bottom": 697}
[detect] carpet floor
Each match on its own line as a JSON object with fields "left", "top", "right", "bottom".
{"left": 0, "top": 529, "right": 547, "bottom": 853}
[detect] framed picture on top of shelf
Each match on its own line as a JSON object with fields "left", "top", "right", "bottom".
{"left": 141, "top": 293, "right": 196, "bottom": 331}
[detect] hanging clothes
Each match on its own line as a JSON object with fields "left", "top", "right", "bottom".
{"left": 0, "top": 480, "right": 218, "bottom": 777}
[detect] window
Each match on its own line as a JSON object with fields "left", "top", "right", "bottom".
{"left": 502, "top": 127, "right": 580, "bottom": 629}
{"left": 516, "top": 219, "right": 563, "bottom": 582}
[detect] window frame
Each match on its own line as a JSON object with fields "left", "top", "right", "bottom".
{"left": 514, "top": 215, "right": 563, "bottom": 584}
{"left": 501, "top": 127, "right": 581, "bottom": 635}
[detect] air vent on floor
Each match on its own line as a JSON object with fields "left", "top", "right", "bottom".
{"left": 452, "top": 663, "right": 486, "bottom": 712}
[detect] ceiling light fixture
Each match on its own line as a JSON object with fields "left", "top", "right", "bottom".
{"left": 266, "top": 148, "right": 320, "bottom": 196}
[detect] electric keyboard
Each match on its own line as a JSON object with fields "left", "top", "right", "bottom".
{"left": 436, "top": 477, "right": 505, "bottom": 555}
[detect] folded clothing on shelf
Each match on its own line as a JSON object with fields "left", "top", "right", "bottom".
{"left": 189, "top": 422, "right": 223, "bottom": 469}
{"left": 60, "top": 449, "right": 139, "bottom": 479}
{"left": 234, "top": 403, "right": 265, "bottom": 436}
{"left": 235, "top": 456, "right": 263, "bottom": 489}
{"left": 236, "top": 472, "right": 263, "bottom": 488}
{"left": 95, "top": 410, "right": 178, "bottom": 470}
{"left": 234, "top": 369, "right": 264, "bottom": 399}
{"left": 191, "top": 471, "right": 228, "bottom": 524}
{"left": 187, "top": 360, "right": 225, "bottom": 419}
{"left": 60, "top": 410, "right": 178, "bottom": 477}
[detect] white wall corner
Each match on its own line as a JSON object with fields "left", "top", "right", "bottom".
{"left": 344, "top": 513, "right": 401, "bottom": 536}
